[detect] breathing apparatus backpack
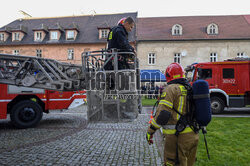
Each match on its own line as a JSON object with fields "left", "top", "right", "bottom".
{"left": 152, "top": 79, "right": 211, "bottom": 131}
{"left": 151, "top": 79, "right": 212, "bottom": 159}
{"left": 192, "top": 79, "right": 212, "bottom": 127}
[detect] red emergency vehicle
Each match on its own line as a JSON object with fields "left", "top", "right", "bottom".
{"left": 0, "top": 84, "right": 86, "bottom": 128}
{"left": 185, "top": 58, "right": 250, "bottom": 113}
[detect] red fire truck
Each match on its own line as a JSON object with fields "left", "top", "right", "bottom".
{"left": 0, "top": 84, "right": 86, "bottom": 128}
{"left": 185, "top": 58, "right": 250, "bottom": 113}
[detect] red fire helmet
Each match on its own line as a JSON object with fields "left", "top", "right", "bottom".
{"left": 117, "top": 17, "right": 126, "bottom": 25}
{"left": 165, "top": 63, "right": 185, "bottom": 82}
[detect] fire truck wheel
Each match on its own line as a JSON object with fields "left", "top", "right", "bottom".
{"left": 210, "top": 96, "right": 225, "bottom": 114}
{"left": 10, "top": 100, "right": 43, "bottom": 129}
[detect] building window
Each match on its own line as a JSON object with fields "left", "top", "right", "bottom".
{"left": 148, "top": 53, "right": 156, "bottom": 65}
{"left": 36, "top": 49, "right": 42, "bottom": 57}
{"left": 0, "top": 33, "right": 4, "bottom": 41}
{"left": 210, "top": 53, "right": 217, "bottom": 62}
{"left": 13, "top": 32, "right": 20, "bottom": 41}
{"left": 13, "top": 50, "right": 19, "bottom": 55}
{"left": 172, "top": 24, "right": 182, "bottom": 36}
{"left": 67, "top": 31, "right": 75, "bottom": 40}
{"left": 174, "top": 53, "right": 181, "bottom": 63}
{"left": 35, "top": 32, "right": 42, "bottom": 41}
{"left": 50, "top": 31, "right": 58, "bottom": 40}
{"left": 101, "top": 48, "right": 106, "bottom": 60}
{"left": 101, "top": 29, "right": 109, "bottom": 39}
{"left": 68, "top": 49, "right": 74, "bottom": 60}
{"left": 207, "top": 23, "right": 219, "bottom": 35}
{"left": 209, "top": 25, "right": 216, "bottom": 34}
{"left": 237, "top": 52, "right": 247, "bottom": 58}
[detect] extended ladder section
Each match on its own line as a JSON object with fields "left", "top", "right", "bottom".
{"left": 0, "top": 51, "right": 141, "bottom": 122}
{"left": 0, "top": 54, "right": 84, "bottom": 91}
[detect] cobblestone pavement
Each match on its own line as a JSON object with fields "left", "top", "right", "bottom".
{"left": 0, "top": 105, "right": 163, "bottom": 166}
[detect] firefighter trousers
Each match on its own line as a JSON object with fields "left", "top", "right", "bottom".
{"left": 164, "top": 131, "right": 199, "bottom": 166}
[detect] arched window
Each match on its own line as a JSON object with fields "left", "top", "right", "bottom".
{"left": 207, "top": 23, "right": 219, "bottom": 35}
{"left": 172, "top": 24, "right": 182, "bottom": 35}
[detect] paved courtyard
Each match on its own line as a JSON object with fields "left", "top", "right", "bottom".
{"left": 0, "top": 105, "right": 163, "bottom": 165}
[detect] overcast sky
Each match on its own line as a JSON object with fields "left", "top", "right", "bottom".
{"left": 1, "top": 0, "right": 250, "bottom": 27}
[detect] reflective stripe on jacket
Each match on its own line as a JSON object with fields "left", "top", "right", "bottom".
{"left": 147, "top": 83, "right": 192, "bottom": 135}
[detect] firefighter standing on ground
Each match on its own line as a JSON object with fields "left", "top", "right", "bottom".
{"left": 146, "top": 63, "right": 199, "bottom": 166}
{"left": 105, "top": 17, "right": 135, "bottom": 70}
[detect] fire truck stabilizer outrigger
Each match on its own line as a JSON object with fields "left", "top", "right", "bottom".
{"left": 185, "top": 58, "right": 250, "bottom": 114}
{"left": 0, "top": 50, "right": 141, "bottom": 128}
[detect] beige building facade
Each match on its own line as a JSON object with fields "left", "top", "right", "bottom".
{"left": 137, "top": 40, "right": 250, "bottom": 71}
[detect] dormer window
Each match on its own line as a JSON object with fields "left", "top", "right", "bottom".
{"left": 0, "top": 33, "right": 4, "bottom": 41}
{"left": 35, "top": 32, "right": 42, "bottom": 41}
{"left": 13, "top": 32, "right": 20, "bottom": 41}
{"left": 67, "top": 30, "right": 75, "bottom": 40}
{"left": 65, "top": 23, "right": 79, "bottom": 41}
{"left": 0, "top": 31, "right": 10, "bottom": 42}
{"left": 33, "top": 24, "right": 48, "bottom": 42}
{"left": 207, "top": 23, "right": 219, "bottom": 35}
{"left": 172, "top": 24, "right": 183, "bottom": 36}
{"left": 50, "top": 31, "right": 58, "bottom": 40}
{"left": 101, "top": 29, "right": 109, "bottom": 38}
{"left": 98, "top": 29, "right": 110, "bottom": 39}
{"left": 10, "top": 25, "right": 27, "bottom": 42}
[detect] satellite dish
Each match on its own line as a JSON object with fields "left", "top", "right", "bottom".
{"left": 181, "top": 51, "right": 187, "bottom": 57}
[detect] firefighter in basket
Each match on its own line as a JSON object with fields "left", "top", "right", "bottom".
{"left": 105, "top": 17, "right": 136, "bottom": 70}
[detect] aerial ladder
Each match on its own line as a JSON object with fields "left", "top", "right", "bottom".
{"left": 0, "top": 50, "right": 141, "bottom": 122}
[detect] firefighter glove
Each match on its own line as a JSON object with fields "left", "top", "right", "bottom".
{"left": 146, "top": 132, "right": 154, "bottom": 145}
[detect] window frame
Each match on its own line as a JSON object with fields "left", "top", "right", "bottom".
{"left": 13, "top": 32, "right": 20, "bottom": 41}
{"left": 36, "top": 49, "right": 42, "bottom": 57}
{"left": 210, "top": 52, "right": 218, "bottom": 62}
{"left": 67, "top": 48, "right": 74, "bottom": 60}
{"left": 0, "top": 33, "right": 4, "bottom": 41}
{"left": 50, "top": 31, "right": 58, "bottom": 40}
{"left": 237, "top": 52, "right": 246, "bottom": 58}
{"left": 174, "top": 53, "right": 181, "bottom": 64}
{"left": 148, "top": 53, "right": 156, "bottom": 65}
{"left": 172, "top": 24, "right": 182, "bottom": 36}
{"left": 207, "top": 23, "right": 219, "bottom": 35}
{"left": 13, "top": 50, "right": 19, "bottom": 55}
{"left": 67, "top": 30, "right": 75, "bottom": 40}
{"left": 101, "top": 29, "right": 109, "bottom": 39}
{"left": 35, "top": 32, "right": 42, "bottom": 41}
{"left": 101, "top": 48, "right": 106, "bottom": 60}
{"left": 210, "top": 25, "right": 216, "bottom": 34}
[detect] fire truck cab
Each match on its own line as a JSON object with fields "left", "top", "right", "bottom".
{"left": 0, "top": 84, "right": 86, "bottom": 128}
{"left": 185, "top": 58, "right": 250, "bottom": 113}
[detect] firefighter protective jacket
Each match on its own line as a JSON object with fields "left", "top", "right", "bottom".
{"left": 148, "top": 83, "right": 193, "bottom": 135}
{"left": 107, "top": 24, "right": 134, "bottom": 52}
